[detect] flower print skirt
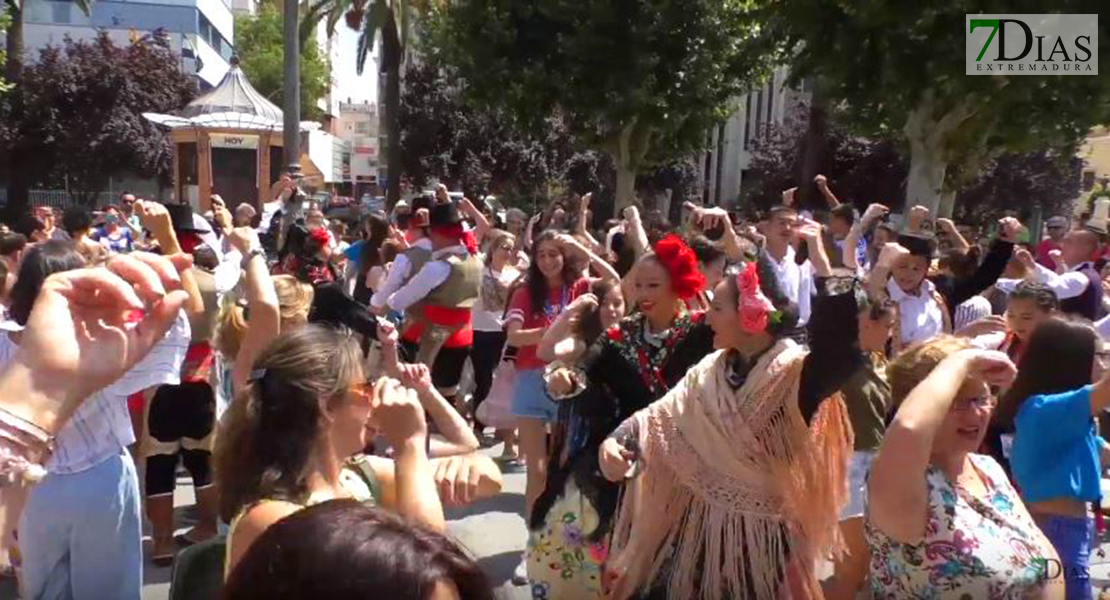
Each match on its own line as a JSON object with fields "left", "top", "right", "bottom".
{"left": 526, "top": 478, "right": 608, "bottom": 600}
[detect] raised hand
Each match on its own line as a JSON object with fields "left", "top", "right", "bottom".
{"left": 814, "top": 174, "right": 828, "bottom": 190}
{"left": 953, "top": 348, "right": 1018, "bottom": 389}
{"left": 877, "top": 242, "right": 910, "bottom": 270}
{"left": 227, "top": 227, "right": 261, "bottom": 256}
{"left": 998, "top": 217, "right": 1023, "bottom": 243}
{"left": 862, "top": 203, "right": 890, "bottom": 224}
{"left": 371, "top": 378, "right": 428, "bottom": 449}
{"left": 782, "top": 187, "right": 798, "bottom": 207}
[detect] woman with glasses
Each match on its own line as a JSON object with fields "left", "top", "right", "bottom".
{"left": 867, "top": 336, "right": 1062, "bottom": 598}
{"left": 998, "top": 317, "right": 1110, "bottom": 600}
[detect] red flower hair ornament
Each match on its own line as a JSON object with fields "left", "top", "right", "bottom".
{"left": 308, "top": 227, "right": 331, "bottom": 246}
{"left": 737, "top": 262, "right": 777, "bottom": 334}
{"left": 652, "top": 235, "right": 705, "bottom": 300}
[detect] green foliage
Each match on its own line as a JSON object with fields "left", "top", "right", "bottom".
{"left": 0, "top": 7, "right": 10, "bottom": 94}
{"left": 0, "top": 32, "right": 195, "bottom": 202}
{"left": 954, "top": 148, "right": 1083, "bottom": 225}
{"left": 428, "top": 0, "right": 774, "bottom": 204}
{"left": 235, "top": 0, "right": 330, "bottom": 120}
{"left": 764, "top": 1, "right": 1110, "bottom": 180}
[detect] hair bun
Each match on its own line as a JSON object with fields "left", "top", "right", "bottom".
{"left": 653, "top": 235, "right": 705, "bottom": 300}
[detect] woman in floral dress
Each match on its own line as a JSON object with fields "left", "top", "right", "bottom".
{"left": 867, "top": 335, "right": 1063, "bottom": 599}
{"left": 527, "top": 235, "right": 713, "bottom": 599}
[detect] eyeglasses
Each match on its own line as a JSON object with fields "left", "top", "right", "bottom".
{"left": 349, "top": 382, "right": 376, "bottom": 402}
{"left": 952, "top": 396, "right": 996, "bottom": 412}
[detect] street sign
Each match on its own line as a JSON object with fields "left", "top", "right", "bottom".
{"left": 211, "top": 134, "right": 259, "bottom": 149}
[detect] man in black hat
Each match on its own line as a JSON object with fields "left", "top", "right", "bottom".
{"left": 386, "top": 202, "right": 481, "bottom": 404}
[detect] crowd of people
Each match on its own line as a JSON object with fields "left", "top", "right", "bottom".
{"left": 1, "top": 172, "right": 1109, "bottom": 600}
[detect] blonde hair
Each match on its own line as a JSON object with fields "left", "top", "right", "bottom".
{"left": 216, "top": 275, "right": 315, "bottom": 359}
{"left": 888, "top": 335, "right": 971, "bottom": 406}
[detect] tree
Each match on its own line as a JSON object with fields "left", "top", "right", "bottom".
{"left": 743, "top": 103, "right": 907, "bottom": 210}
{"left": 3, "top": 0, "right": 91, "bottom": 216}
{"left": 0, "top": 32, "right": 196, "bottom": 205}
{"left": 235, "top": 0, "right": 329, "bottom": 121}
{"left": 429, "top": 0, "right": 774, "bottom": 211}
{"left": 302, "top": 0, "right": 426, "bottom": 207}
{"left": 765, "top": 2, "right": 1110, "bottom": 217}
{"left": 953, "top": 147, "right": 1083, "bottom": 225}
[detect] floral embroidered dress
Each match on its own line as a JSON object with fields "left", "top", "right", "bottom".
{"left": 865, "top": 453, "right": 1062, "bottom": 599}
{"left": 526, "top": 312, "right": 713, "bottom": 600}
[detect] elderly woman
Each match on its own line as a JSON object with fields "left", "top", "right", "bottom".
{"left": 867, "top": 336, "right": 1063, "bottom": 598}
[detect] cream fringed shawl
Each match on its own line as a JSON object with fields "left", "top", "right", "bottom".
{"left": 607, "top": 340, "right": 853, "bottom": 600}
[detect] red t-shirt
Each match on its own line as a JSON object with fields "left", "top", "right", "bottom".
{"left": 504, "top": 277, "right": 590, "bottom": 370}
{"left": 1036, "top": 239, "right": 1061, "bottom": 270}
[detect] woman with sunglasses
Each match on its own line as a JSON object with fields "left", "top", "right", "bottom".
{"left": 997, "top": 317, "right": 1110, "bottom": 600}
{"left": 216, "top": 325, "right": 502, "bottom": 573}
{"left": 867, "top": 336, "right": 1062, "bottom": 598}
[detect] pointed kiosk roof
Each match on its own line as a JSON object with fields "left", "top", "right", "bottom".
{"left": 144, "top": 56, "right": 287, "bottom": 131}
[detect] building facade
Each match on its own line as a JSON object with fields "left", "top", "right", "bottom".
{"left": 21, "top": 0, "right": 235, "bottom": 88}
{"left": 337, "top": 101, "right": 380, "bottom": 196}
{"left": 694, "top": 68, "right": 811, "bottom": 207}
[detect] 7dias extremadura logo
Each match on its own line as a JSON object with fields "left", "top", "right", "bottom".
{"left": 966, "top": 14, "right": 1098, "bottom": 75}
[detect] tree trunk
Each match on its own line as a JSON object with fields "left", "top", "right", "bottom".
{"left": 613, "top": 158, "right": 636, "bottom": 213}
{"left": 4, "top": 4, "right": 27, "bottom": 222}
{"left": 609, "top": 120, "right": 652, "bottom": 213}
{"left": 797, "top": 81, "right": 827, "bottom": 210}
{"left": 382, "top": 11, "right": 402, "bottom": 209}
{"left": 902, "top": 91, "right": 974, "bottom": 217}
{"left": 905, "top": 138, "right": 947, "bottom": 216}
{"left": 937, "top": 189, "right": 957, "bottom": 219}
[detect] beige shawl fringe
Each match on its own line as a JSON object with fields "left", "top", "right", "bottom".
{"left": 607, "top": 341, "right": 853, "bottom": 600}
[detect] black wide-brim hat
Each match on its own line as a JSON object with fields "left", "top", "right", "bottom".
{"left": 166, "top": 203, "right": 203, "bottom": 234}
{"left": 429, "top": 202, "right": 463, "bottom": 228}
{"left": 898, "top": 233, "right": 937, "bottom": 259}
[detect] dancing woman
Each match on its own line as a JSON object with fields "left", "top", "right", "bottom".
{"left": 599, "top": 229, "right": 856, "bottom": 600}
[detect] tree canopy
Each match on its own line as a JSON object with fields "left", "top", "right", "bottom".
{"left": 0, "top": 32, "right": 195, "bottom": 204}
{"left": 763, "top": 1, "right": 1110, "bottom": 216}
{"left": 429, "top": 0, "right": 775, "bottom": 209}
{"left": 235, "top": 0, "right": 330, "bottom": 120}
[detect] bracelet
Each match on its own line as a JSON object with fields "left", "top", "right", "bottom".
{"left": 0, "top": 407, "right": 53, "bottom": 486}
{"left": 542, "top": 362, "right": 588, "bottom": 401}
{"left": 240, "top": 248, "right": 265, "bottom": 269}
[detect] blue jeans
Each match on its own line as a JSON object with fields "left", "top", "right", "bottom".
{"left": 18, "top": 450, "right": 142, "bottom": 600}
{"left": 1034, "top": 513, "right": 1093, "bottom": 600}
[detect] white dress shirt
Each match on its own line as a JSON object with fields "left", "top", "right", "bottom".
{"left": 371, "top": 237, "right": 433, "bottom": 309}
{"left": 387, "top": 245, "right": 468, "bottom": 312}
{"left": 763, "top": 246, "right": 814, "bottom": 326}
{"left": 888, "top": 278, "right": 946, "bottom": 346}
{"left": 0, "top": 312, "right": 190, "bottom": 474}
{"left": 996, "top": 262, "right": 1092, "bottom": 300}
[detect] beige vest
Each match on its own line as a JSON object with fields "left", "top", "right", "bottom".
{"left": 424, "top": 253, "right": 482, "bottom": 309}
{"left": 402, "top": 245, "right": 433, "bottom": 287}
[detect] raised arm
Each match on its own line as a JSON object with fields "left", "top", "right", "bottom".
{"left": 573, "top": 194, "right": 606, "bottom": 258}
{"left": 229, "top": 228, "right": 281, "bottom": 393}
{"left": 537, "top": 293, "right": 596, "bottom": 363}
{"left": 373, "top": 378, "right": 445, "bottom": 531}
{"left": 946, "top": 217, "right": 1018, "bottom": 308}
{"left": 399, "top": 363, "right": 479, "bottom": 457}
{"left": 867, "top": 243, "right": 908, "bottom": 303}
{"left": 458, "top": 197, "right": 491, "bottom": 245}
{"left": 845, "top": 204, "right": 889, "bottom": 272}
{"left": 136, "top": 201, "right": 204, "bottom": 319}
{"left": 936, "top": 218, "right": 970, "bottom": 254}
{"left": 815, "top": 175, "right": 840, "bottom": 209}
{"left": 869, "top": 349, "right": 1016, "bottom": 543}
{"left": 559, "top": 234, "right": 619, "bottom": 284}
{"left": 623, "top": 206, "right": 650, "bottom": 259}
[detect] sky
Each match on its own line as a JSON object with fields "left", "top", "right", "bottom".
{"left": 333, "top": 25, "right": 379, "bottom": 105}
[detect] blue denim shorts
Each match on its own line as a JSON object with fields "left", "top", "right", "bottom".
{"left": 510, "top": 368, "right": 558, "bottom": 423}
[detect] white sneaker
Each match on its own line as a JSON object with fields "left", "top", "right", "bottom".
{"left": 511, "top": 554, "right": 529, "bottom": 586}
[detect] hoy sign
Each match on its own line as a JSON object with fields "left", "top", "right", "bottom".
{"left": 211, "top": 134, "right": 259, "bottom": 149}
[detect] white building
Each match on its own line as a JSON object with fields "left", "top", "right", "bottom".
{"left": 338, "top": 101, "right": 380, "bottom": 191}
{"left": 20, "top": 0, "right": 235, "bottom": 88}
{"left": 695, "top": 68, "right": 811, "bottom": 206}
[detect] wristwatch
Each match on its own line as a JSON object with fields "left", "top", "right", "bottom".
{"left": 816, "top": 275, "right": 856, "bottom": 297}
{"left": 240, "top": 247, "right": 266, "bottom": 268}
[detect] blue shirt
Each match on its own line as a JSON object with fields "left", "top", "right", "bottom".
{"left": 345, "top": 240, "right": 366, "bottom": 271}
{"left": 1010, "top": 386, "right": 1103, "bottom": 504}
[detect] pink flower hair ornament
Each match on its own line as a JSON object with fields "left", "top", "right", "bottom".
{"left": 737, "top": 262, "right": 778, "bottom": 334}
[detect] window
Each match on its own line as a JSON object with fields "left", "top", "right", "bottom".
{"left": 743, "top": 94, "right": 753, "bottom": 150}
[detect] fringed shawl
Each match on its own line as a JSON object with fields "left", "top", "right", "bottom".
{"left": 607, "top": 340, "right": 853, "bottom": 600}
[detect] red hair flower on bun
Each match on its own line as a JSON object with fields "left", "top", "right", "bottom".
{"left": 737, "top": 262, "right": 775, "bottom": 334}
{"left": 308, "top": 227, "right": 331, "bottom": 246}
{"left": 652, "top": 234, "right": 705, "bottom": 300}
